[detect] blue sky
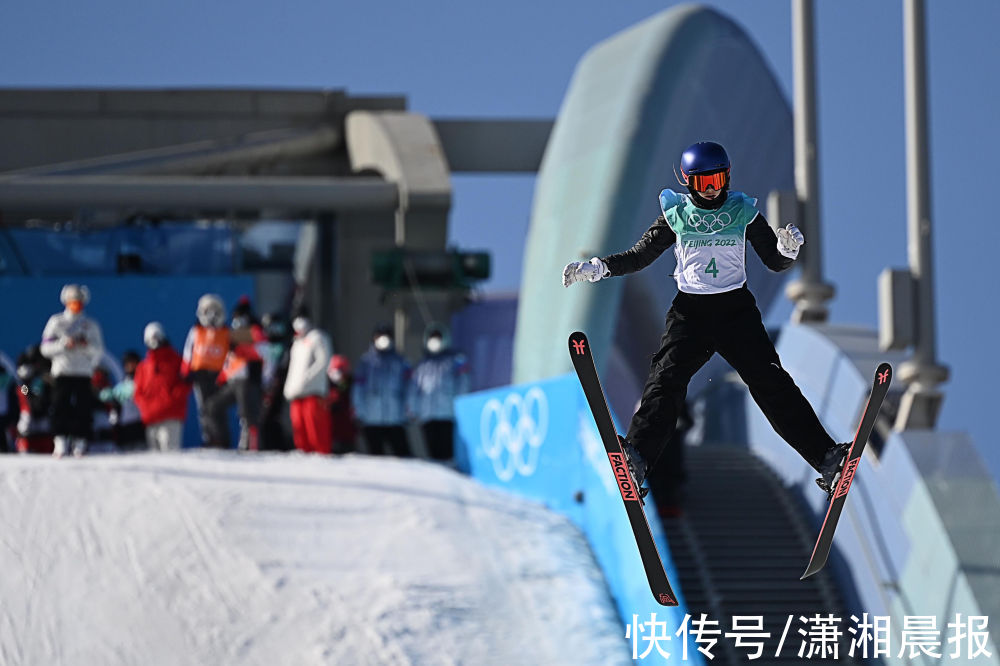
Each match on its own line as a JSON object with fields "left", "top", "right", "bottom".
{"left": 3, "top": 0, "right": 997, "bottom": 479}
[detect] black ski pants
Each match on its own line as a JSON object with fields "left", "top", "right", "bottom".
{"left": 50, "top": 375, "right": 94, "bottom": 439}
{"left": 421, "top": 419, "right": 455, "bottom": 461}
{"left": 363, "top": 425, "right": 412, "bottom": 457}
{"left": 626, "top": 286, "right": 834, "bottom": 472}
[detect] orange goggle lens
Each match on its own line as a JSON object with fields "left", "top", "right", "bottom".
{"left": 686, "top": 170, "right": 729, "bottom": 192}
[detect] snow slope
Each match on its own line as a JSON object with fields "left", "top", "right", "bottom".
{"left": 0, "top": 451, "right": 631, "bottom": 665}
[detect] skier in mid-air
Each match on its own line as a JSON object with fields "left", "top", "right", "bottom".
{"left": 562, "top": 141, "right": 848, "bottom": 498}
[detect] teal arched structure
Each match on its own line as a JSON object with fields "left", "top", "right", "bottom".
{"left": 514, "top": 5, "right": 796, "bottom": 420}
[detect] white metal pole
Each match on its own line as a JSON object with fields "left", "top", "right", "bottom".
{"left": 787, "top": 0, "right": 835, "bottom": 322}
{"left": 897, "top": 0, "right": 949, "bottom": 429}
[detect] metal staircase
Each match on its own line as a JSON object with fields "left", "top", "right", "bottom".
{"left": 660, "top": 446, "right": 866, "bottom": 665}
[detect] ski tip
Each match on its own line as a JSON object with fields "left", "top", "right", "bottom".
{"left": 568, "top": 332, "right": 590, "bottom": 356}
{"left": 874, "top": 362, "right": 892, "bottom": 387}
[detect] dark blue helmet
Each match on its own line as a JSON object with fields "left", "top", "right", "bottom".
{"left": 676, "top": 141, "right": 731, "bottom": 209}
{"left": 680, "top": 141, "right": 730, "bottom": 176}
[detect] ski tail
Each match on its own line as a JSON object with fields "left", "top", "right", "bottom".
{"left": 801, "top": 362, "right": 892, "bottom": 579}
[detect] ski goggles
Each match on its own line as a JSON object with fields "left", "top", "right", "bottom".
{"left": 685, "top": 169, "right": 729, "bottom": 192}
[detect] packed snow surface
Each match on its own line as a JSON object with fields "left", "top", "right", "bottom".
{"left": 0, "top": 451, "right": 631, "bottom": 665}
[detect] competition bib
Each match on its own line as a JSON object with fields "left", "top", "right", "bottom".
{"left": 660, "top": 189, "right": 759, "bottom": 294}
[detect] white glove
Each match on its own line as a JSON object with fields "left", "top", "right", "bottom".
{"left": 562, "top": 257, "right": 609, "bottom": 287}
{"left": 776, "top": 223, "right": 805, "bottom": 259}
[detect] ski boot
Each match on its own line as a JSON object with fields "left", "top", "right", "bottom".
{"left": 815, "top": 442, "right": 851, "bottom": 498}
{"left": 618, "top": 435, "right": 649, "bottom": 499}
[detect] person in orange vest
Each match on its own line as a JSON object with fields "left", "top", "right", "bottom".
{"left": 209, "top": 322, "right": 263, "bottom": 451}
{"left": 182, "top": 294, "right": 230, "bottom": 447}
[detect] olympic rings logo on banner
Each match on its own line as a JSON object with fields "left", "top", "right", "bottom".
{"left": 688, "top": 211, "right": 733, "bottom": 234}
{"left": 479, "top": 387, "right": 549, "bottom": 482}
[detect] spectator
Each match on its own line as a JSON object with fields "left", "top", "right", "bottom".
{"left": 98, "top": 350, "right": 146, "bottom": 451}
{"left": 0, "top": 359, "right": 18, "bottom": 453}
{"left": 40, "top": 284, "right": 105, "bottom": 458}
{"left": 182, "top": 294, "right": 230, "bottom": 447}
{"left": 208, "top": 322, "right": 262, "bottom": 450}
{"left": 327, "top": 354, "right": 357, "bottom": 454}
{"left": 133, "top": 322, "right": 190, "bottom": 451}
{"left": 14, "top": 346, "right": 54, "bottom": 454}
{"left": 90, "top": 366, "right": 117, "bottom": 452}
{"left": 352, "top": 324, "right": 411, "bottom": 457}
{"left": 232, "top": 295, "right": 266, "bottom": 343}
{"left": 283, "top": 307, "right": 333, "bottom": 454}
{"left": 258, "top": 312, "right": 293, "bottom": 451}
{"left": 408, "top": 324, "right": 470, "bottom": 461}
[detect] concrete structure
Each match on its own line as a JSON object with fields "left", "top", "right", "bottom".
{"left": 0, "top": 89, "right": 550, "bottom": 361}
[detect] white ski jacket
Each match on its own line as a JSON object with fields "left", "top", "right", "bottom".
{"left": 283, "top": 328, "right": 332, "bottom": 401}
{"left": 40, "top": 311, "right": 105, "bottom": 378}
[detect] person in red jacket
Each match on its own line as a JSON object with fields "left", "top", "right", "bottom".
{"left": 327, "top": 354, "right": 357, "bottom": 454}
{"left": 133, "top": 322, "right": 191, "bottom": 451}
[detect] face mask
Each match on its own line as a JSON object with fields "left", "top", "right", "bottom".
{"left": 374, "top": 335, "right": 392, "bottom": 351}
{"left": 426, "top": 337, "right": 443, "bottom": 354}
{"left": 292, "top": 317, "right": 310, "bottom": 335}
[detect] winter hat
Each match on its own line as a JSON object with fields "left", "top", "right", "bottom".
{"left": 196, "top": 294, "right": 225, "bottom": 327}
{"left": 423, "top": 323, "right": 450, "bottom": 348}
{"left": 291, "top": 305, "right": 313, "bottom": 335}
{"left": 372, "top": 323, "right": 394, "bottom": 351}
{"left": 328, "top": 354, "right": 351, "bottom": 383}
{"left": 262, "top": 312, "right": 289, "bottom": 341}
{"left": 122, "top": 350, "right": 142, "bottom": 372}
{"left": 143, "top": 322, "right": 166, "bottom": 349}
{"left": 329, "top": 354, "right": 351, "bottom": 374}
{"left": 233, "top": 296, "right": 254, "bottom": 318}
{"left": 60, "top": 284, "right": 91, "bottom": 306}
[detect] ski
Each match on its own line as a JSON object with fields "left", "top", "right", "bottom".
{"left": 801, "top": 362, "right": 893, "bottom": 579}
{"left": 568, "top": 331, "right": 679, "bottom": 607}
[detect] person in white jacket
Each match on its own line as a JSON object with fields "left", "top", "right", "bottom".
{"left": 283, "top": 307, "right": 333, "bottom": 454}
{"left": 40, "top": 284, "right": 105, "bottom": 458}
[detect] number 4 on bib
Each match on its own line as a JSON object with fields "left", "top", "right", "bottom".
{"left": 705, "top": 258, "right": 719, "bottom": 277}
